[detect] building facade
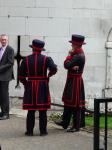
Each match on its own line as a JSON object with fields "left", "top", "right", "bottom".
{"left": 0, "top": 0, "right": 112, "bottom": 109}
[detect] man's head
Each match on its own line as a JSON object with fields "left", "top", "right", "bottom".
{"left": 0, "top": 34, "right": 8, "bottom": 47}
{"left": 69, "top": 34, "right": 86, "bottom": 50}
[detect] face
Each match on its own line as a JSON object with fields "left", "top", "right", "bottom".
{"left": 71, "top": 43, "right": 81, "bottom": 50}
{"left": 0, "top": 35, "right": 8, "bottom": 47}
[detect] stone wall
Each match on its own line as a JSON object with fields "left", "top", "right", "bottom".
{"left": 0, "top": 0, "right": 112, "bottom": 109}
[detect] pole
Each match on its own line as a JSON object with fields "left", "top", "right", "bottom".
{"left": 104, "top": 102, "right": 108, "bottom": 150}
{"left": 94, "top": 99, "right": 100, "bottom": 150}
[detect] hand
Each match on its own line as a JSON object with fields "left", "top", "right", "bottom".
{"left": 68, "top": 49, "right": 74, "bottom": 56}
{"left": 72, "top": 66, "right": 79, "bottom": 70}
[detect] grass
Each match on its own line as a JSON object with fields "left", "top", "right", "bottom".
{"left": 86, "top": 115, "right": 112, "bottom": 129}
{"left": 49, "top": 112, "right": 112, "bottom": 129}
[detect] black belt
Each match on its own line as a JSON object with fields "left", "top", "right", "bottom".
{"left": 28, "top": 77, "right": 48, "bottom": 80}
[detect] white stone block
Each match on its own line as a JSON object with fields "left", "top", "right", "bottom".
{"left": 70, "top": 18, "right": 101, "bottom": 38}
{"left": 8, "top": 7, "right": 26, "bottom": 17}
{"left": 25, "top": 0, "right": 36, "bottom": 8}
{"left": 9, "top": 80, "right": 24, "bottom": 97}
{"left": 26, "top": 18, "right": 47, "bottom": 36}
{"left": 72, "top": 9, "right": 92, "bottom": 18}
{"left": 84, "top": 66, "right": 95, "bottom": 82}
{"left": 104, "top": 0, "right": 112, "bottom": 9}
{"left": 45, "top": 37, "right": 70, "bottom": 53}
{"left": 49, "top": 67, "right": 67, "bottom": 101}
{"left": 83, "top": 66, "right": 106, "bottom": 99}
{"left": 91, "top": 9, "right": 112, "bottom": 19}
{"left": 84, "top": 37, "right": 106, "bottom": 53}
{"left": 85, "top": 82, "right": 104, "bottom": 98}
{"left": 25, "top": 8, "right": 49, "bottom": 17}
{"left": 30, "top": 35, "right": 44, "bottom": 40}
{"left": 0, "top": 17, "right": 8, "bottom": 34}
{"left": 0, "top": 0, "right": 26, "bottom": 7}
{"left": 49, "top": 52, "right": 62, "bottom": 66}
{"left": 53, "top": 52, "right": 67, "bottom": 66}
{"left": 43, "top": 51, "right": 67, "bottom": 67}
{"left": 58, "top": 53, "right": 68, "bottom": 67}
{"left": 0, "top": 7, "right": 8, "bottom": 16}
{"left": 86, "top": 53, "right": 106, "bottom": 67}
{"left": 8, "top": 17, "right": 26, "bottom": 35}
{"left": 0, "top": 0, "right": 35, "bottom": 7}
{"left": 94, "top": 67, "right": 106, "bottom": 82}
{"left": 8, "top": 35, "right": 18, "bottom": 54}
{"left": 19, "top": 35, "right": 30, "bottom": 52}
{"left": 36, "top": 0, "right": 73, "bottom": 8}
{"left": 21, "top": 50, "right": 32, "bottom": 57}
{"left": 47, "top": 52, "right": 59, "bottom": 65}
{"left": 26, "top": 18, "right": 69, "bottom": 36}
{"left": 47, "top": 18, "right": 69, "bottom": 36}
{"left": 49, "top": 8, "right": 73, "bottom": 18}
{"left": 73, "top": 0, "right": 104, "bottom": 9}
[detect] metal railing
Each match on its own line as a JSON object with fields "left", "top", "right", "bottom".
{"left": 94, "top": 98, "right": 112, "bottom": 150}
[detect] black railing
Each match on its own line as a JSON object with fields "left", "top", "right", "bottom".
{"left": 15, "top": 36, "right": 25, "bottom": 88}
{"left": 94, "top": 98, "right": 112, "bottom": 150}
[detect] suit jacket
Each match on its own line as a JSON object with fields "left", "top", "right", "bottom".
{"left": 0, "top": 45, "right": 14, "bottom": 81}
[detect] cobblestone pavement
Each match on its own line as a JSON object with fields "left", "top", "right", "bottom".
{"left": 0, "top": 111, "right": 112, "bottom": 150}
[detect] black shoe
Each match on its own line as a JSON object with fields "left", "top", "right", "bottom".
{"left": 40, "top": 132, "right": 48, "bottom": 136}
{"left": 25, "top": 131, "right": 33, "bottom": 136}
{"left": 54, "top": 121, "right": 67, "bottom": 129}
{"left": 80, "top": 124, "right": 85, "bottom": 128}
{"left": 55, "top": 120, "right": 63, "bottom": 126}
{"left": 0, "top": 112, "right": 3, "bottom": 117}
{"left": 0, "top": 115, "right": 9, "bottom": 120}
{"left": 67, "top": 128, "right": 80, "bottom": 132}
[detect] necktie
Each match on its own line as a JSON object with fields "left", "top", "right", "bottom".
{"left": 0, "top": 47, "right": 3, "bottom": 60}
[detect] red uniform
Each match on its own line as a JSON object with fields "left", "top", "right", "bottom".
{"left": 62, "top": 48, "right": 85, "bottom": 108}
{"left": 19, "top": 38, "right": 57, "bottom": 136}
{"left": 61, "top": 48, "right": 85, "bottom": 130}
{"left": 55, "top": 34, "right": 86, "bottom": 132}
{"left": 19, "top": 52, "right": 57, "bottom": 110}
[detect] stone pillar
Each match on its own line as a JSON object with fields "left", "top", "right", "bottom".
{"left": 104, "top": 28, "right": 112, "bottom": 101}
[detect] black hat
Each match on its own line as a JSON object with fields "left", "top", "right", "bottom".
{"left": 69, "top": 34, "right": 86, "bottom": 45}
{"left": 29, "top": 39, "right": 45, "bottom": 51}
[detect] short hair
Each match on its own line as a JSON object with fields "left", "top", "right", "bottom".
{"left": 0, "top": 34, "right": 8, "bottom": 40}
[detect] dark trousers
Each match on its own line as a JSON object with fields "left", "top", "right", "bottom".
{"left": 62, "top": 106, "right": 81, "bottom": 129}
{"left": 0, "top": 81, "right": 9, "bottom": 115}
{"left": 80, "top": 107, "right": 85, "bottom": 128}
{"left": 26, "top": 110, "right": 47, "bottom": 134}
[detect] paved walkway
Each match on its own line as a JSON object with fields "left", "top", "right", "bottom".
{"left": 0, "top": 109, "right": 112, "bottom": 150}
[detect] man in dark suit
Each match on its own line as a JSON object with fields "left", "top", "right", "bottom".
{"left": 0, "top": 34, "right": 14, "bottom": 120}
{"left": 19, "top": 39, "right": 57, "bottom": 136}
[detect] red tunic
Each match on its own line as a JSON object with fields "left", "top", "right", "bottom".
{"left": 62, "top": 48, "right": 85, "bottom": 108}
{"left": 19, "top": 52, "right": 57, "bottom": 110}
